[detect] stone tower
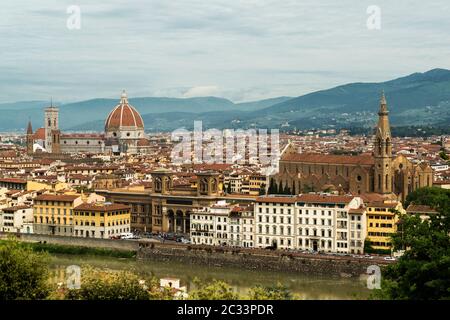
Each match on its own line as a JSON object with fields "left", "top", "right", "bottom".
{"left": 26, "top": 120, "right": 34, "bottom": 155}
{"left": 151, "top": 169, "right": 173, "bottom": 194}
{"left": 374, "top": 92, "right": 393, "bottom": 194}
{"left": 197, "top": 171, "right": 221, "bottom": 196}
{"left": 44, "top": 103, "right": 59, "bottom": 153}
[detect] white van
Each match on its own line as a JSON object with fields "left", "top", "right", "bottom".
{"left": 120, "top": 232, "right": 134, "bottom": 239}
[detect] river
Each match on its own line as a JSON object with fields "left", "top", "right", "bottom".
{"left": 50, "top": 254, "right": 371, "bottom": 300}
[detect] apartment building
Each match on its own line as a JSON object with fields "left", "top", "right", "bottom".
{"left": 366, "top": 200, "right": 403, "bottom": 251}
{"left": 0, "top": 205, "right": 33, "bottom": 233}
{"left": 240, "top": 205, "right": 255, "bottom": 248}
{"left": 73, "top": 202, "right": 131, "bottom": 239}
{"left": 255, "top": 194, "right": 364, "bottom": 253}
{"left": 33, "top": 194, "right": 82, "bottom": 236}
{"left": 255, "top": 196, "right": 296, "bottom": 249}
{"left": 33, "top": 192, "right": 105, "bottom": 236}
{"left": 190, "top": 201, "right": 229, "bottom": 246}
{"left": 228, "top": 204, "right": 254, "bottom": 247}
{"left": 348, "top": 207, "right": 366, "bottom": 254}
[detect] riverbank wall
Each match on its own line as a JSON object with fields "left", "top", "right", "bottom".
{"left": 2, "top": 232, "right": 388, "bottom": 277}
{"left": 137, "top": 244, "right": 385, "bottom": 277}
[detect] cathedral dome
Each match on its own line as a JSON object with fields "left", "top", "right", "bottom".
{"left": 105, "top": 91, "right": 144, "bottom": 131}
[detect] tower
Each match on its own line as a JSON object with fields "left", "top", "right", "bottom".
{"left": 374, "top": 92, "right": 393, "bottom": 194}
{"left": 197, "top": 171, "right": 221, "bottom": 196}
{"left": 26, "top": 120, "right": 34, "bottom": 155}
{"left": 44, "top": 103, "right": 59, "bottom": 153}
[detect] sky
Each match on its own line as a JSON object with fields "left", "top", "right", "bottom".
{"left": 1, "top": 0, "right": 450, "bottom": 103}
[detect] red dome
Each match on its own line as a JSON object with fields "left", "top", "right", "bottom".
{"left": 105, "top": 91, "right": 144, "bottom": 131}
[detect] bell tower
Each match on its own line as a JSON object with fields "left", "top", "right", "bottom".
{"left": 44, "top": 101, "right": 59, "bottom": 153}
{"left": 26, "top": 120, "right": 34, "bottom": 155}
{"left": 374, "top": 92, "right": 393, "bottom": 194}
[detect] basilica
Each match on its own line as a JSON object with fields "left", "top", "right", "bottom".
{"left": 26, "top": 91, "right": 151, "bottom": 155}
{"left": 275, "top": 93, "right": 434, "bottom": 202}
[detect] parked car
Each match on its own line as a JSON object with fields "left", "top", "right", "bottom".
{"left": 384, "top": 256, "right": 396, "bottom": 261}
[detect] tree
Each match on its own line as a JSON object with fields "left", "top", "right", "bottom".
{"left": 372, "top": 198, "right": 450, "bottom": 300}
{"left": 0, "top": 239, "right": 51, "bottom": 300}
{"left": 66, "top": 267, "right": 172, "bottom": 300}
{"left": 225, "top": 183, "right": 232, "bottom": 194}
{"left": 283, "top": 184, "right": 291, "bottom": 195}
{"left": 259, "top": 183, "right": 266, "bottom": 196}
{"left": 405, "top": 187, "right": 450, "bottom": 210}
{"left": 268, "top": 178, "right": 277, "bottom": 194}
{"left": 247, "top": 283, "right": 293, "bottom": 300}
{"left": 189, "top": 278, "right": 239, "bottom": 300}
{"left": 275, "top": 182, "right": 281, "bottom": 194}
{"left": 439, "top": 150, "right": 449, "bottom": 161}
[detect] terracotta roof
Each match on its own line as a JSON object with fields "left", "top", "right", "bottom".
{"left": 0, "top": 150, "right": 16, "bottom": 158}
{"left": 2, "top": 205, "right": 31, "bottom": 212}
{"left": 297, "top": 194, "right": 355, "bottom": 204}
{"left": 74, "top": 202, "right": 130, "bottom": 212}
{"left": 61, "top": 133, "right": 105, "bottom": 139}
{"left": 406, "top": 204, "right": 438, "bottom": 214}
{"left": 137, "top": 138, "right": 150, "bottom": 146}
{"left": 0, "top": 178, "right": 27, "bottom": 184}
{"left": 349, "top": 208, "right": 366, "bottom": 214}
{"left": 256, "top": 196, "right": 298, "bottom": 204}
{"left": 367, "top": 201, "right": 399, "bottom": 209}
{"left": 281, "top": 153, "right": 374, "bottom": 166}
{"left": 33, "top": 128, "right": 46, "bottom": 140}
{"left": 34, "top": 194, "right": 80, "bottom": 202}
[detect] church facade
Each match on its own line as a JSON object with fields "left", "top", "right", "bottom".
{"left": 26, "top": 91, "right": 151, "bottom": 155}
{"left": 275, "top": 94, "right": 433, "bottom": 202}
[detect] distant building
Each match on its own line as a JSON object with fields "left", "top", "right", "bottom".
{"left": 26, "top": 91, "right": 151, "bottom": 156}
{"left": 406, "top": 204, "right": 438, "bottom": 221}
{"left": 276, "top": 93, "right": 433, "bottom": 202}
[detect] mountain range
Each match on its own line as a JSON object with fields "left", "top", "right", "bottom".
{"left": 1, "top": 68, "right": 450, "bottom": 132}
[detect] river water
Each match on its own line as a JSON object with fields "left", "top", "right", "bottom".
{"left": 50, "top": 254, "right": 370, "bottom": 300}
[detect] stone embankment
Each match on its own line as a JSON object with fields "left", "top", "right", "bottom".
{"left": 2, "top": 233, "right": 391, "bottom": 277}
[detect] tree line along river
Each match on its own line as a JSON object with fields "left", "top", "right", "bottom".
{"left": 49, "top": 254, "right": 371, "bottom": 299}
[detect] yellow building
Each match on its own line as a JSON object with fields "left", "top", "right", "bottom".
{"left": 366, "top": 201, "right": 404, "bottom": 251}
{"left": 33, "top": 194, "right": 83, "bottom": 236}
{"left": 73, "top": 202, "right": 131, "bottom": 239}
{"left": 27, "top": 180, "right": 68, "bottom": 192}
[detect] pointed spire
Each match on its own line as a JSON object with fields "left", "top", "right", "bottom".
{"left": 27, "top": 120, "right": 33, "bottom": 134}
{"left": 379, "top": 91, "right": 388, "bottom": 115}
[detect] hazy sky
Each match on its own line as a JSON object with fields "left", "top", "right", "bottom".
{"left": 1, "top": 0, "right": 450, "bottom": 103}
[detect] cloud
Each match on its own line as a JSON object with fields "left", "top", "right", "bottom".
{"left": 182, "top": 86, "right": 221, "bottom": 98}
{"left": 0, "top": 0, "right": 450, "bottom": 103}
